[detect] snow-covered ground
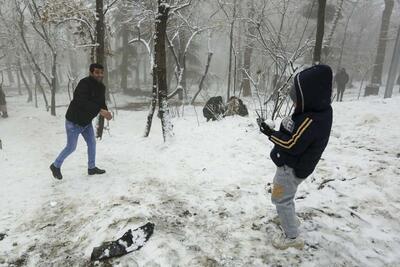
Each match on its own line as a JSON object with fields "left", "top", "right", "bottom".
{"left": 0, "top": 87, "right": 400, "bottom": 266}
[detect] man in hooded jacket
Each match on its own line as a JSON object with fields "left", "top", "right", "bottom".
{"left": 259, "top": 64, "right": 333, "bottom": 250}
{"left": 50, "top": 63, "right": 112, "bottom": 180}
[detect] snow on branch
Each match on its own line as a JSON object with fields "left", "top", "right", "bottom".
{"left": 129, "top": 37, "right": 154, "bottom": 72}
{"left": 170, "top": 0, "right": 192, "bottom": 13}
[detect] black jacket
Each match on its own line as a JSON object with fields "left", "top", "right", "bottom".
{"left": 66, "top": 76, "right": 107, "bottom": 126}
{"left": 269, "top": 65, "right": 333, "bottom": 178}
{"left": 334, "top": 70, "right": 349, "bottom": 88}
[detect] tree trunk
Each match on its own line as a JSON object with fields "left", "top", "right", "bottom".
{"left": 68, "top": 49, "right": 78, "bottom": 89}
{"left": 313, "top": 0, "right": 326, "bottom": 64}
{"left": 371, "top": 0, "right": 394, "bottom": 85}
{"left": 144, "top": 67, "right": 157, "bottom": 137}
{"left": 35, "top": 72, "right": 49, "bottom": 111}
{"left": 191, "top": 52, "right": 213, "bottom": 104}
{"left": 50, "top": 52, "right": 57, "bottom": 116}
{"left": 242, "top": 2, "right": 255, "bottom": 97}
{"left": 324, "top": 0, "right": 344, "bottom": 59}
{"left": 155, "top": 1, "right": 173, "bottom": 142}
{"left": 96, "top": 0, "right": 105, "bottom": 65}
{"left": 227, "top": 19, "right": 235, "bottom": 100}
{"left": 143, "top": 50, "right": 148, "bottom": 85}
{"left": 178, "top": 33, "right": 188, "bottom": 100}
{"left": 16, "top": 69, "right": 22, "bottom": 95}
{"left": 95, "top": 0, "right": 110, "bottom": 100}
{"left": 34, "top": 78, "right": 38, "bottom": 108}
{"left": 6, "top": 58, "right": 14, "bottom": 84}
{"left": 384, "top": 23, "right": 400, "bottom": 98}
{"left": 96, "top": 0, "right": 106, "bottom": 138}
{"left": 337, "top": 2, "right": 357, "bottom": 70}
{"left": 135, "top": 48, "right": 140, "bottom": 89}
{"left": 121, "top": 23, "right": 129, "bottom": 93}
{"left": 17, "top": 60, "right": 32, "bottom": 102}
{"left": 25, "top": 65, "right": 33, "bottom": 84}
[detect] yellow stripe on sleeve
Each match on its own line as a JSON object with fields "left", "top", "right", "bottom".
{"left": 270, "top": 118, "right": 313, "bottom": 149}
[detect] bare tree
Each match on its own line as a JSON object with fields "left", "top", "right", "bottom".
{"left": 371, "top": 0, "right": 394, "bottom": 85}
{"left": 313, "top": 0, "right": 326, "bottom": 64}
{"left": 218, "top": 0, "right": 238, "bottom": 101}
{"left": 129, "top": 0, "right": 191, "bottom": 141}
{"left": 241, "top": 1, "right": 256, "bottom": 97}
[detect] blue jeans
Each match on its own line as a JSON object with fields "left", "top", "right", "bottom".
{"left": 271, "top": 165, "right": 304, "bottom": 238}
{"left": 54, "top": 120, "right": 96, "bottom": 169}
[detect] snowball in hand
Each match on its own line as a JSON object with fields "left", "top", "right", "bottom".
{"left": 265, "top": 119, "right": 275, "bottom": 129}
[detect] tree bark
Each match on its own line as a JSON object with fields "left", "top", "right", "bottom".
{"left": 17, "top": 59, "right": 32, "bottom": 102}
{"left": 371, "top": 0, "right": 394, "bottom": 85}
{"left": 96, "top": 0, "right": 105, "bottom": 65}
{"left": 16, "top": 69, "right": 22, "bottom": 95}
{"left": 242, "top": 2, "right": 255, "bottom": 97}
{"left": 35, "top": 71, "right": 49, "bottom": 111}
{"left": 313, "top": 0, "right": 326, "bottom": 64}
{"left": 50, "top": 52, "right": 57, "bottom": 116}
{"left": 135, "top": 48, "right": 140, "bottom": 89}
{"left": 6, "top": 58, "right": 14, "bottom": 84}
{"left": 337, "top": 1, "right": 357, "bottom": 70}
{"left": 227, "top": 17, "right": 235, "bottom": 100}
{"left": 144, "top": 66, "right": 157, "bottom": 137}
{"left": 95, "top": 0, "right": 106, "bottom": 138}
{"left": 324, "top": 0, "right": 344, "bottom": 59}
{"left": 155, "top": 1, "right": 173, "bottom": 142}
{"left": 121, "top": 23, "right": 129, "bottom": 93}
{"left": 178, "top": 33, "right": 187, "bottom": 100}
{"left": 384, "top": 23, "right": 400, "bottom": 98}
{"left": 191, "top": 52, "right": 213, "bottom": 104}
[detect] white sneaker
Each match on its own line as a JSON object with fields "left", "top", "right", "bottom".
{"left": 272, "top": 233, "right": 304, "bottom": 250}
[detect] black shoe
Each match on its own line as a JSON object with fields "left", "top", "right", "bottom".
{"left": 50, "top": 163, "right": 62, "bottom": 180}
{"left": 88, "top": 167, "right": 106, "bottom": 175}
{"left": 1, "top": 112, "right": 7, "bottom": 118}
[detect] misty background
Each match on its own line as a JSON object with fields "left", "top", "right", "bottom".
{"left": 0, "top": 0, "right": 399, "bottom": 119}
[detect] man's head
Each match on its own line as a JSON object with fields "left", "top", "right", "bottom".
{"left": 89, "top": 63, "right": 104, "bottom": 82}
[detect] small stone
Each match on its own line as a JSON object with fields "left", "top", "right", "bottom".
{"left": 0, "top": 233, "right": 6, "bottom": 241}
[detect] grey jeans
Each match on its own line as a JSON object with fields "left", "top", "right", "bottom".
{"left": 271, "top": 165, "right": 304, "bottom": 238}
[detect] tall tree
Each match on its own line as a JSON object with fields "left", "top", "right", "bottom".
{"left": 371, "top": 0, "right": 394, "bottom": 85}
{"left": 155, "top": 0, "right": 173, "bottom": 142}
{"left": 384, "top": 23, "right": 400, "bottom": 98}
{"left": 313, "top": 0, "right": 327, "bottom": 64}
{"left": 241, "top": 1, "right": 255, "bottom": 97}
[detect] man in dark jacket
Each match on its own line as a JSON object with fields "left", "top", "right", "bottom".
{"left": 0, "top": 87, "right": 8, "bottom": 118}
{"left": 259, "top": 64, "right": 333, "bottom": 250}
{"left": 50, "top": 63, "right": 112, "bottom": 180}
{"left": 334, "top": 68, "right": 349, "bottom": 102}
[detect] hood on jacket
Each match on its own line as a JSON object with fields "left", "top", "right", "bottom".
{"left": 293, "top": 64, "right": 332, "bottom": 113}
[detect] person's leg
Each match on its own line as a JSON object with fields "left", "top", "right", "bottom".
{"left": 81, "top": 123, "right": 96, "bottom": 169}
{"left": 53, "top": 121, "right": 81, "bottom": 168}
{"left": 271, "top": 165, "right": 304, "bottom": 238}
{"left": 0, "top": 105, "right": 7, "bottom": 118}
{"left": 340, "top": 87, "right": 345, "bottom": 101}
{"left": 336, "top": 88, "right": 340, "bottom": 102}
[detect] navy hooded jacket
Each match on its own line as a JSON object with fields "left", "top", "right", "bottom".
{"left": 269, "top": 64, "right": 333, "bottom": 178}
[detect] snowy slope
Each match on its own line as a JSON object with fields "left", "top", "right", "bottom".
{"left": 0, "top": 90, "right": 399, "bottom": 266}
